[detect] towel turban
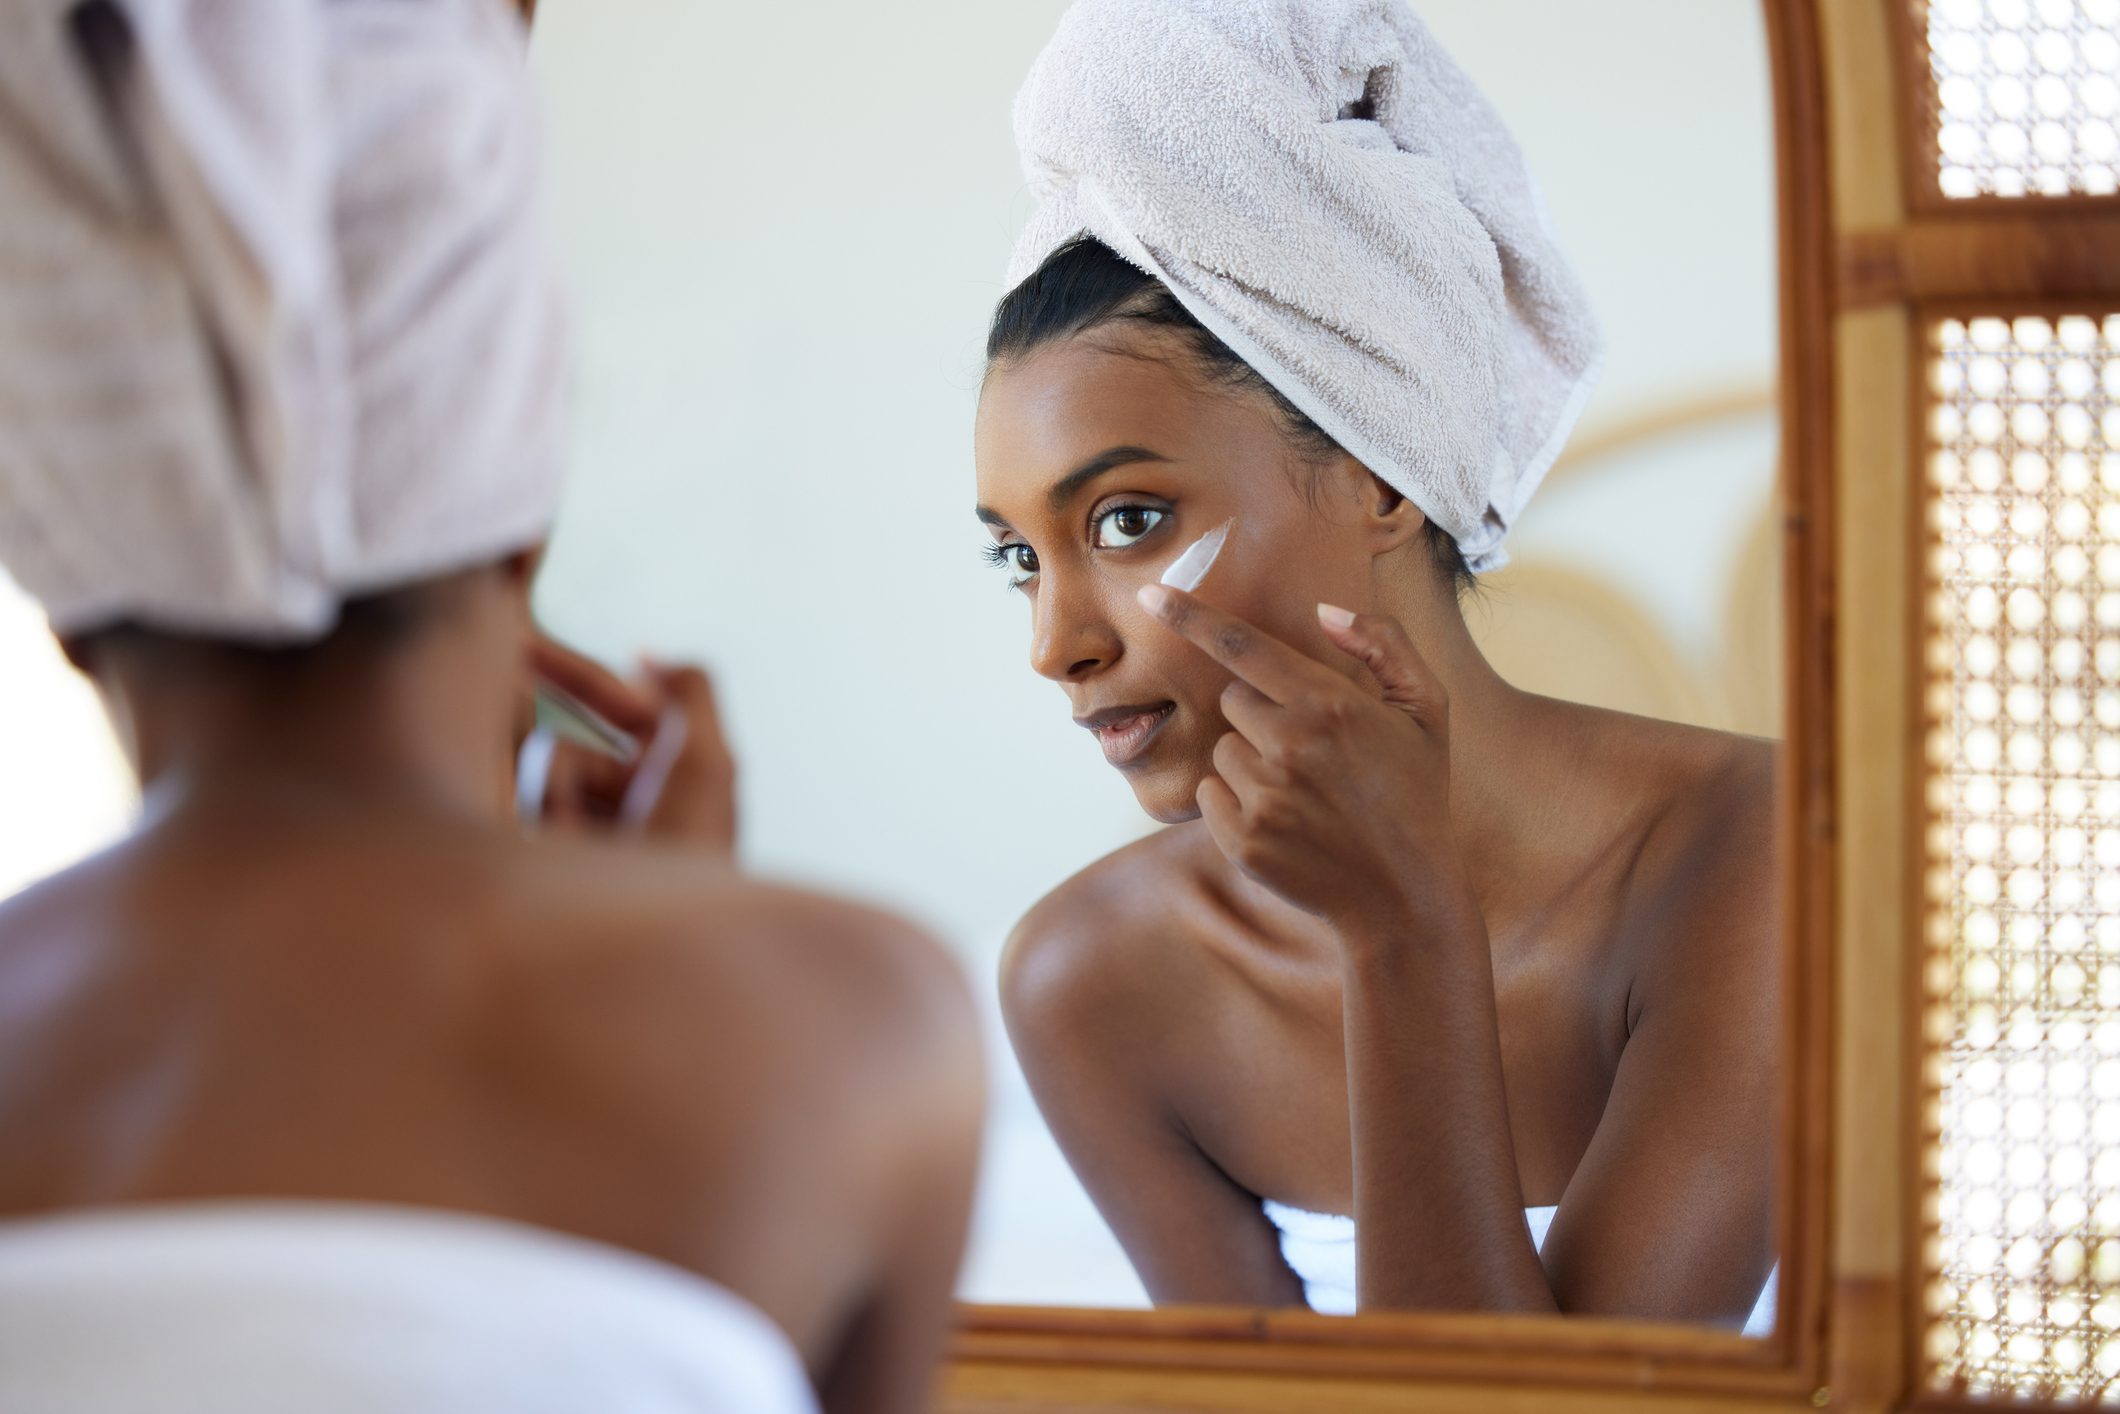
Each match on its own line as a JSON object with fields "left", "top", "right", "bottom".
{"left": 1007, "top": 0, "right": 1604, "bottom": 572}
{"left": 0, "top": 0, "right": 569, "bottom": 641}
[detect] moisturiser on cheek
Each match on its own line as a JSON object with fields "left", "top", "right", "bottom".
{"left": 1159, "top": 519, "right": 1232, "bottom": 593}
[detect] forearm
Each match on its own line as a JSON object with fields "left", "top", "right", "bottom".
{"left": 1341, "top": 888, "right": 1557, "bottom": 1313}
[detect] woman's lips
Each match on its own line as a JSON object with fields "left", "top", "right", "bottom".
{"left": 1079, "top": 702, "right": 1176, "bottom": 767}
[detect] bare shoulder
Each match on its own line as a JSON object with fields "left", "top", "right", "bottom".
{"left": 1635, "top": 724, "right": 1778, "bottom": 909}
{"left": 999, "top": 824, "right": 1215, "bottom": 1038}
{"left": 0, "top": 834, "right": 147, "bottom": 1004}
{"left": 0, "top": 823, "right": 975, "bottom": 1099}
{"left": 459, "top": 836, "right": 986, "bottom": 1311}
{"left": 1607, "top": 718, "right": 1781, "bottom": 1006}
{"left": 492, "top": 836, "right": 978, "bottom": 1084}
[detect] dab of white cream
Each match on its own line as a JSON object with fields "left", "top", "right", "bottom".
{"left": 1159, "top": 519, "right": 1232, "bottom": 593}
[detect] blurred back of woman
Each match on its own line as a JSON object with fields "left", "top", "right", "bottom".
{"left": 0, "top": 4, "right": 981, "bottom": 1412}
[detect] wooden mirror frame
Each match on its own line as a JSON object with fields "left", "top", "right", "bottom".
{"left": 514, "top": 0, "right": 2120, "bottom": 1406}
{"left": 945, "top": 2, "right": 1833, "bottom": 1399}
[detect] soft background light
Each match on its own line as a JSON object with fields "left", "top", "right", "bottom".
{"left": 0, "top": 573, "right": 132, "bottom": 901}
{"left": 0, "top": 0, "right": 1779, "bottom": 1309}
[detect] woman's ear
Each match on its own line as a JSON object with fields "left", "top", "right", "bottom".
{"left": 501, "top": 545, "right": 545, "bottom": 621}
{"left": 503, "top": 544, "right": 545, "bottom": 593}
{"left": 1362, "top": 471, "right": 1426, "bottom": 557}
{"left": 1316, "top": 454, "right": 1425, "bottom": 555}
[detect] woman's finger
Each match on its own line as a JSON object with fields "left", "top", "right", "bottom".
{"left": 1135, "top": 583, "right": 1329, "bottom": 705}
{"left": 1210, "top": 727, "right": 1269, "bottom": 807}
{"left": 1314, "top": 604, "right": 1443, "bottom": 718}
{"left": 1195, "top": 772, "right": 1246, "bottom": 864}
{"left": 641, "top": 661, "right": 735, "bottom": 775}
{"left": 628, "top": 660, "right": 740, "bottom": 856}
{"left": 1217, "top": 676, "right": 1283, "bottom": 741}
{"left": 520, "top": 638, "right": 741, "bottom": 857}
{"left": 528, "top": 633, "right": 663, "bottom": 737}
{"left": 544, "top": 737, "right": 634, "bottom": 823}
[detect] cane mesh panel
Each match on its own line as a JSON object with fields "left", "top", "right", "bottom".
{"left": 1921, "top": 0, "right": 2120, "bottom": 198}
{"left": 1924, "top": 312, "right": 2120, "bottom": 1399}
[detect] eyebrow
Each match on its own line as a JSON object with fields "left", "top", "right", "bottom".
{"left": 974, "top": 446, "right": 1173, "bottom": 529}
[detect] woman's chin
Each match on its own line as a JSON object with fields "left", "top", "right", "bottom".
{"left": 1127, "top": 764, "right": 1209, "bottom": 825}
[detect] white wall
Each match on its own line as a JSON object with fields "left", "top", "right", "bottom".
{"left": 0, "top": 572, "right": 134, "bottom": 901}
{"left": 528, "top": 0, "right": 1105, "bottom": 949}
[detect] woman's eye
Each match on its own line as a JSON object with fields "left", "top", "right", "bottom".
{"left": 1092, "top": 505, "right": 1168, "bottom": 549}
{"left": 985, "top": 541, "right": 1039, "bottom": 587}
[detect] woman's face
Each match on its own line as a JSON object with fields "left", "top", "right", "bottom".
{"left": 974, "top": 325, "right": 1376, "bottom": 822}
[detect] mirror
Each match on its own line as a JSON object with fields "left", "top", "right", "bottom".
{"left": 522, "top": 0, "right": 1782, "bottom": 1327}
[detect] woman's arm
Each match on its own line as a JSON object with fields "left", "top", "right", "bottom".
{"left": 1339, "top": 891, "right": 1555, "bottom": 1311}
{"left": 1533, "top": 780, "right": 1780, "bottom": 1326}
{"left": 1001, "top": 898, "right": 1308, "bottom": 1307}
{"left": 1340, "top": 852, "right": 1775, "bottom": 1319}
{"left": 816, "top": 919, "right": 989, "bottom": 1414}
{"left": 1133, "top": 584, "right": 1774, "bottom": 1319}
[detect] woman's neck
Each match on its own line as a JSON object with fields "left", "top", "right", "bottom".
{"left": 108, "top": 626, "right": 519, "bottom": 830}
{"left": 1371, "top": 566, "right": 1597, "bottom": 917}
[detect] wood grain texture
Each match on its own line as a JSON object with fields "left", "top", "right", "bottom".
{"left": 1825, "top": 301, "right": 1913, "bottom": 1318}
{"left": 944, "top": 1364, "right": 1829, "bottom": 1414}
{"left": 1826, "top": 0, "right": 1910, "bottom": 229}
{"left": 1839, "top": 220, "right": 2120, "bottom": 307}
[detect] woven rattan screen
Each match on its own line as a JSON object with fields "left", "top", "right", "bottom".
{"left": 1924, "top": 312, "right": 2120, "bottom": 1399}
{"left": 1919, "top": 0, "right": 2120, "bottom": 197}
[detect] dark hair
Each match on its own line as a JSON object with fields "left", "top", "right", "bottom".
{"left": 986, "top": 236, "right": 1475, "bottom": 596}
{"left": 69, "top": 574, "right": 469, "bottom": 675}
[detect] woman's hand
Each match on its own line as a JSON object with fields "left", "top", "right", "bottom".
{"left": 1135, "top": 584, "right": 1467, "bottom": 936}
{"left": 520, "top": 634, "right": 740, "bottom": 857}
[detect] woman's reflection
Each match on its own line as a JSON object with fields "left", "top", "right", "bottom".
{"left": 973, "top": 0, "right": 1780, "bottom": 1330}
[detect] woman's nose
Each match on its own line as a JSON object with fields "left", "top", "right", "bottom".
{"left": 1029, "top": 581, "right": 1122, "bottom": 683}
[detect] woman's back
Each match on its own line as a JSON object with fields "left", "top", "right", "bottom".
{"left": 0, "top": 779, "right": 983, "bottom": 1403}
{"left": 0, "top": 2, "right": 984, "bottom": 1405}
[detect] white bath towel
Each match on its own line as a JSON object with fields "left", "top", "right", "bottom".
{"left": 1261, "top": 1199, "right": 1780, "bottom": 1335}
{"left": 1007, "top": 0, "right": 1603, "bottom": 572}
{"left": 0, "top": 1202, "right": 819, "bottom": 1413}
{"left": 0, "top": 0, "right": 569, "bottom": 642}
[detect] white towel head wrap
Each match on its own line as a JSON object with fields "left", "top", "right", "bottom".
{"left": 0, "top": 0, "right": 569, "bottom": 642}
{"left": 1006, "top": 0, "right": 1603, "bottom": 573}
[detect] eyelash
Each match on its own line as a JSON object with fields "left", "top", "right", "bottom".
{"left": 982, "top": 502, "right": 1169, "bottom": 593}
{"left": 1094, "top": 504, "right": 1167, "bottom": 548}
{"left": 983, "top": 541, "right": 1035, "bottom": 591}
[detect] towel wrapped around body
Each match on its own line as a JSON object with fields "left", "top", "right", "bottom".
{"left": 0, "top": 1203, "right": 820, "bottom": 1413}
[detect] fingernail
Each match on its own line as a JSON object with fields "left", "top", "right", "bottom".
{"left": 1317, "top": 603, "right": 1356, "bottom": 629}
{"left": 1137, "top": 583, "right": 1175, "bottom": 617}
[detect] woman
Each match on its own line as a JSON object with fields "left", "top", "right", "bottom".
{"left": 0, "top": 4, "right": 979, "bottom": 1411}
{"left": 977, "top": 0, "right": 1778, "bottom": 1329}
